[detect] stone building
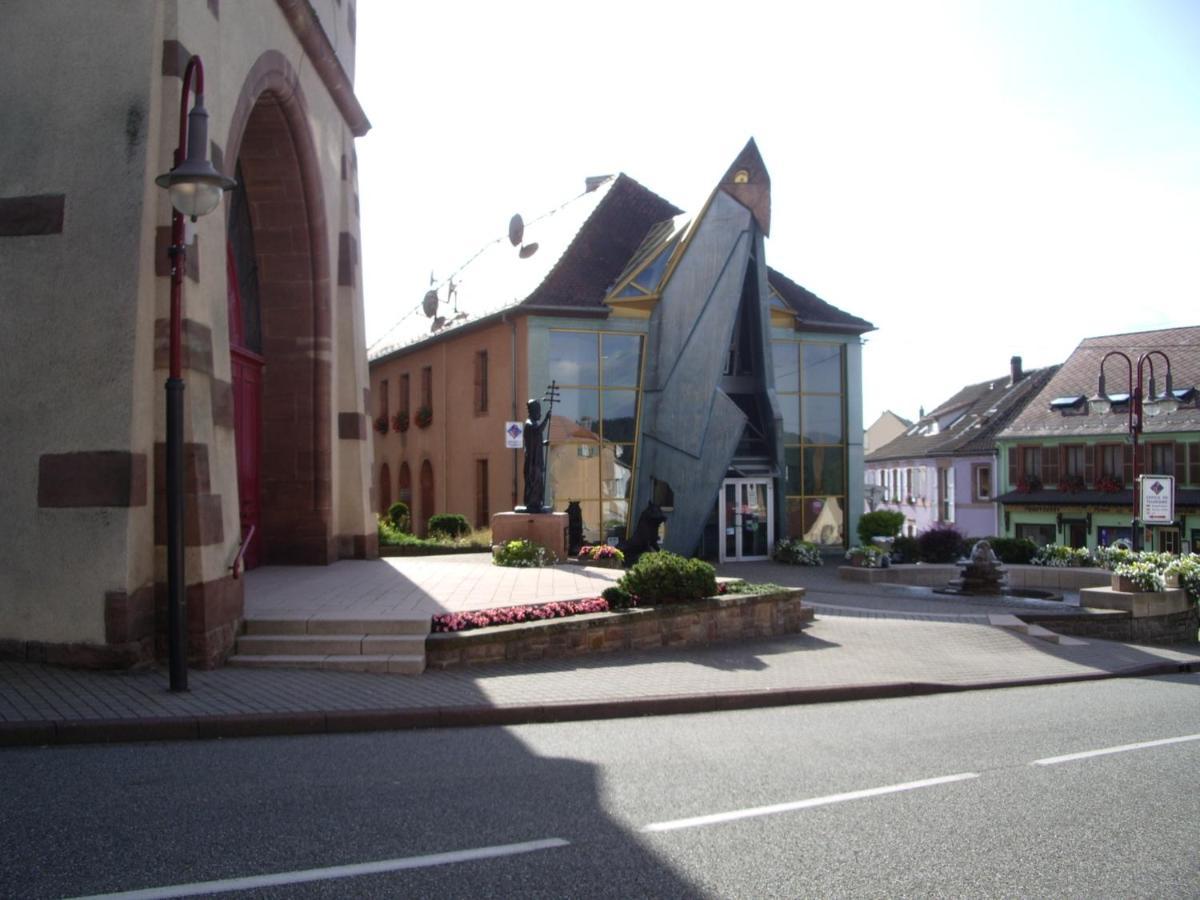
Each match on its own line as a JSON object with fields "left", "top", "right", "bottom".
{"left": 0, "top": 1, "right": 375, "bottom": 667}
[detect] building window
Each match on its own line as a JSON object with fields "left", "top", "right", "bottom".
{"left": 1148, "top": 442, "right": 1174, "bottom": 476}
{"left": 475, "top": 459, "right": 489, "bottom": 527}
{"left": 474, "top": 350, "right": 489, "bottom": 415}
{"left": 1189, "top": 443, "right": 1200, "bottom": 486}
{"left": 420, "top": 366, "right": 432, "bottom": 410}
{"left": 378, "top": 380, "right": 388, "bottom": 420}
{"left": 1016, "top": 522, "right": 1056, "bottom": 546}
{"left": 973, "top": 464, "right": 991, "bottom": 501}
{"left": 399, "top": 373, "right": 410, "bottom": 415}
{"left": 937, "top": 467, "right": 955, "bottom": 522}
{"left": 546, "top": 330, "right": 644, "bottom": 543}
{"left": 1020, "top": 446, "right": 1041, "bottom": 480}
{"left": 1062, "top": 444, "right": 1085, "bottom": 478}
{"left": 1097, "top": 443, "right": 1125, "bottom": 485}
{"left": 774, "top": 340, "right": 846, "bottom": 545}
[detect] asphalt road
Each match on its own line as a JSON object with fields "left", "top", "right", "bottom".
{"left": 2, "top": 674, "right": 1198, "bottom": 899}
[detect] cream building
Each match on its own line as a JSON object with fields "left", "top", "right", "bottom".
{"left": 0, "top": 1, "right": 375, "bottom": 667}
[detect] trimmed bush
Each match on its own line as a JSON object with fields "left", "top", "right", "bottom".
{"left": 916, "top": 524, "right": 965, "bottom": 563}
{"left": 618, "top": 551, "right": 716, "bottom": 605}
{"left": 857, "top": 510, "right": 905, "bottom": 546}
{"left": 386, "top": 501, "right": 410, "bottom": 532}
{"left": 970, "top": 536, "right": 1038, "bottom": 565}
{"left": 428, "top": 513, "right": 470, "bottom": 539}
{"left": 601, "top": 585, "right": 635, "bottom": 610}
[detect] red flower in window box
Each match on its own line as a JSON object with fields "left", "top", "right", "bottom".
{"left": 415, "top": 405, "right": 433, "bottom": 429}
{"left": 1016, "top": 474, "right": 1043, "bottom": 494}
{"left": 1095, "top": 475, "right": 1124, "bottom": 493}
{"left": 373, "top": 415, "right": 389, "bottom": 436}
{"left": 392, "top": 410, "right": 409, "bottom": 433}
{"left": 1056, "top": 475, "right": 1086, "bottom": 493}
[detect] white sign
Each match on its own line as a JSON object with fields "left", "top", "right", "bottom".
{"left": 1140, "top": 474, "right": 1175, "bottom": 524}
{"left": 504, "top": 421, "right": 524, "bottom": 449}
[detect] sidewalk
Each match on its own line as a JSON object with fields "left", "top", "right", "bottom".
{"left": 2, "top": 558, "right": 1198, "bottom": 747}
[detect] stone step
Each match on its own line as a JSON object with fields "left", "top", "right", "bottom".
{"left": 244, "top": 617, "right": 430, "bottom": 636}
{"left": 237, "top": 634, "right": 367, "bottom": 656}
{"left": 988, "top": 614, "right": 1086, "bottom": 646}
{"left": 228, "top": 653, "right": 425, "bottom": 674}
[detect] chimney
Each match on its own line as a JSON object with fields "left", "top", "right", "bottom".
{"left": 584, "top": 175, "right": 612, "bottom": 193}
{"left": 1010, "top": 355, "right": 1024, "bottom": 386}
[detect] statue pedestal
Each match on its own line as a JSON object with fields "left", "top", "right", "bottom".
{"left": 491, "top": 511, "right": 568, "bottom": 562}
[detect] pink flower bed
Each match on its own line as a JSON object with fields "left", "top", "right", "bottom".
{"left": 431, "top": 598, "right": 610, "bottom": 633}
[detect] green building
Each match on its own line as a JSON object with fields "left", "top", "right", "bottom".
{"left": 996, "top": 326, "right": 1200, "bottom": 552}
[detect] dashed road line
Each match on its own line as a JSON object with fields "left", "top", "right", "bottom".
{"left": 641, "top": 773, "right": 980, "bottom": 833}
{"left": 73, "top": 838, "right": 571, "bottom": 899}
{"left": 1032, "top": 732, "right": 1200, "bottom": 766}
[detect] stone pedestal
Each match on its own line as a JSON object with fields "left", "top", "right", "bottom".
{"left": 1080, "top": 585, "right": 1190, "bottom": 617}
{"left": 491, "top": 511, "right": 568, "bottom": 562}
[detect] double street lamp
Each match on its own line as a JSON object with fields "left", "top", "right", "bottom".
{"left": 154, "top": 55, "right": 236, "bottom": 691}
{"left": 1097, "top": 350, "right": 1173, "bottom": 553}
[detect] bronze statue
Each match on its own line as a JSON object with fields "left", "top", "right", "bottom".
{"left": 521, "top": 398, "right": 552, "bottom": 512}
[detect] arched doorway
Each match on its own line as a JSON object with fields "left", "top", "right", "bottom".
{"left": 225, "top": 54, "right": 333, "bottom": 565}
{"left": 379, "top": 463, "right": 392, "bottom": 515}
{"left": 419, "top": 460, "right": 434, "bottom": 536}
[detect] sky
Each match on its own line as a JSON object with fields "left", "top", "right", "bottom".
{"left": 355, "top": 0, "right": 1200, "bottom": 426}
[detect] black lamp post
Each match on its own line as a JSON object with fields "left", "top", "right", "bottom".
{"left": 154, "top": 55, "right": 236, "bottom": 691}
{"left": 1098, "top": 350, "right": 1172, "bottom": 552}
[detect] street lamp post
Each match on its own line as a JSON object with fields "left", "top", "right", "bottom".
{"left": 1097, "top": 350, "right": 1172, "bottom": 552}
{"left": 154, "top": 55, "right": 236, "bottom": 691}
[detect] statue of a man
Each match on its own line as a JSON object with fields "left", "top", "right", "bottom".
{"left": 521, "top": 398, "right": 552, "bottom": 512}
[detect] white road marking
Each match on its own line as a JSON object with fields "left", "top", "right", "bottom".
{"left": 74, "top": 838, "right": 570, "bottom": 899}
{"left": 1032, "top": 732, "right": 1200, "bottom": 766}
{"left": 641, "top": 773, "right": 980, "bottom": 833}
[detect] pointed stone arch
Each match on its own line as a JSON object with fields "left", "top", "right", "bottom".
{"left": 224, "top": 51, "right": 333, "bottom": 564}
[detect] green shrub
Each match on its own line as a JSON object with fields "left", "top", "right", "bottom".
{"left": 857, "top": 510, "right": 905, "bottom": 545}
{"left": 386, "top": 501, "right": 410, "bottom": 532}
{"left": 916, "top": 524, "right": 964, "bottom": 563}
{"left": 493, "top": 539, "right": 552, "bottom": 568}
{"left": 601, "top": 586, "right": 635, "bottom": 609}
{"left": 772, "top": 538, "right": 822, "bottom": 566}
{"left": 428, "top": 513, "right": 470, "bottom": 539}
{"left": 618, "top": 551, "right": 717, "bottom": 605}
{"left": 1031, "top": 544, "right": 1094, "bottom": 567}
{"left": 890, "top": 535, "right": 919, "bottom": 563}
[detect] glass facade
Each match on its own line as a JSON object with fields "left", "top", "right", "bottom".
{"left": 547, "top": 330, "right": 644, "bottom": 543}
{"left": 775, "top": 340, "right": 847, "bottom": 545}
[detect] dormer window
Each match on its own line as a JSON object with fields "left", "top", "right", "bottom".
{"left": 1050, "top": 395, "right": 1087, "bottom": 416}
{"left": 1172, "top": 387, "right": 1197, "bottom": 406}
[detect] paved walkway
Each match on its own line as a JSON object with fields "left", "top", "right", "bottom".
{"left": 2, "top": 557, "right": 1197, "bottom": 746}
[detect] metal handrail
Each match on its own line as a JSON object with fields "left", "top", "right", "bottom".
{"left": 230, "top": 525, "right": 256, "bottom": 579}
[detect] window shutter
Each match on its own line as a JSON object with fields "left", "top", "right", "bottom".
{"left": 1084, "top": 445, "right": 1095, "bottom": 485}
{"left": 1123, "top": 445, "right": 1133, "bottom": 485}
{"left": 1041, "top": 446, "right": 1059, "bottom": 485}
{"left": 1008, "top": 447, "right": 1018, "bottom": 490}
{"left": 1190, "top": 444, "right": 1200, "bottom": 487}
{"left": 1175, "top": 442, "right": 1186, "bottom": 483}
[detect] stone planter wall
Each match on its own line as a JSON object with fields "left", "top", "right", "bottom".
{"left": 425, "top": 589, "right": 811, "bottom": 669}
{"left": 838, "top": 564, "right": 1112, "bottom": 590}
{"left": 1022, "top": 606, "right": 1199, "bottom": 644}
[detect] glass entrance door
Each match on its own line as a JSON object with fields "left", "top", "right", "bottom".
{"left": 719, "top": 478, "right": 774, "bottom": 562}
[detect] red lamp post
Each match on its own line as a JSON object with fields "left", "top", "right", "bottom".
{"left": 1098, "top": 350, "right": 1173, "bottom": 552}
{"left": 154, "top": 56, "right": 236, "bottom": 691}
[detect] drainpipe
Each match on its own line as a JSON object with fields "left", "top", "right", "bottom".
{"left": 505, "top": 313, "right": 518, "bottom": 508}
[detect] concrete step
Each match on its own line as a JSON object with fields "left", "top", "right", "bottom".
{"left": 236, "top": 634, "right": 367, "bottom": 656}
{"left": 244, "top": 617, "right": 430, "bottom": 636}
{"left": 988, "top": 614, "right": 1086, "bottom": 646}
{"left": 228, "top": 653, "right": 425, "bottom": 674}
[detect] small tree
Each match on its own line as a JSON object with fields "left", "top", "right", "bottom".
{"left": 857, "top": 510, "right": 905, "bottom": 546}
{"left": 386, "top": 501, "right": 410, "bottom": 533}
{"left": 916, "top": 524, "right": 965, "bottom": 563}
{"left": 428, "top": 513, "right": 470, "bottom": 539}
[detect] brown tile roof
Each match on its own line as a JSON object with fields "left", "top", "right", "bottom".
{"left": 867, "top": 364, "right": 1058, "bottom": 463}
{"left": 1000, "top": 325, "right": 1200, "bottom": 439}
{"left": 768, "top": 268, "right": 876, "bottom": 335}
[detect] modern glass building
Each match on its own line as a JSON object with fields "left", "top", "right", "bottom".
{"left": 370, "top": 141, "right": 874, "bottom": 561}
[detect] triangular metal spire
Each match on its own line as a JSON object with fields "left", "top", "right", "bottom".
{"left": 718, "top": 138, "right": 771, "bottom": 236}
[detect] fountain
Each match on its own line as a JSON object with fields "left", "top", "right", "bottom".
{"left": 935, "top": 540, "right": 1062, "bottom": 601}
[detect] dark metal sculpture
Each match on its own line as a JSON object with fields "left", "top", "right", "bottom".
{"left": 520, "top": 381, "right": 559, "bottom": 512}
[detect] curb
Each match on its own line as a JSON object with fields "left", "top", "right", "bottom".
{"left": 2, "top": 660, "right": 1196, "bottom": 749}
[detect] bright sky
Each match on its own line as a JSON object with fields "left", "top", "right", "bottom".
{"left": 356, "top": 0, "right": 1200, "bottom": 426}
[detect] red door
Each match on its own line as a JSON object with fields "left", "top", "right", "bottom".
{"left": 228, "top": 244, "right": 263, "bottom": 568}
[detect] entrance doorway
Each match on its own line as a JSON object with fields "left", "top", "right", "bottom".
{"left": 719, "top": 478, "right": 774, "bottom": 562}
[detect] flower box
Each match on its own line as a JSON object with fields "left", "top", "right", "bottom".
{"left": 1112, "top": 573, "right": 1140, "bottom": 593}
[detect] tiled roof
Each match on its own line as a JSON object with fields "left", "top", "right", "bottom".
{"left": 1000, "top": 325, "right": 1200, "bottom": 439}
{"left": 767, "top": 268, "right": 876, "bottom": 335}
{"left": 867, "top": 364, "right": 1058, "bottom": 463}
